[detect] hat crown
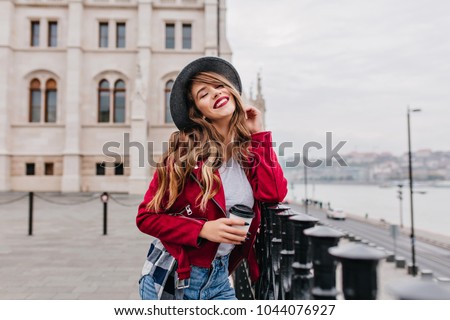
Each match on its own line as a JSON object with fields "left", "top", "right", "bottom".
{"left": 170, "top": 56, "right": 242, "bottom": 130}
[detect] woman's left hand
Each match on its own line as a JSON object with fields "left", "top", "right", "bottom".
{"left": 244, "top": 105, "right": 263, "bottom": 134}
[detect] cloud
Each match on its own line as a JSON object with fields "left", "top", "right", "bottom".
{"left": 227, "top": 0, "right": 450, "bottom": 155}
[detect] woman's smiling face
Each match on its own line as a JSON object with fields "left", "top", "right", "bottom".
{"left": 191, "top": 81, "right": 236, "bottom": 124}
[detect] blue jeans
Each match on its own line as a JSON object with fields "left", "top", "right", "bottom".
{"left": 183, "top": 254, "right": 237, "bottom": 300}
{"left": 139, "top": 274, "right": 158, "bottom": 300}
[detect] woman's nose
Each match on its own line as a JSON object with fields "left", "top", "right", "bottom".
{"left": 212, "top": 87, "right": 221, "bottom": 98}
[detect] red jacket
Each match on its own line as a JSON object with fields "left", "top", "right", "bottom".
{"left": 136, "top": 131, "right": 288, "bottom": 283}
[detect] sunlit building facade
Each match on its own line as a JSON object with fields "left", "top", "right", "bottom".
{"left": 0, "top": 0, "right": 245, "bottom": 193}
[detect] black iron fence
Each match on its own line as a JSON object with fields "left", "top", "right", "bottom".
{"left": 0, "top": 191, "right": 137, "bottom": 236}
{"left": 234, "top": 203, "right": 450, "bottom": 300}
{"left": 1, "top": 193, "right": 450, "bottom": 299}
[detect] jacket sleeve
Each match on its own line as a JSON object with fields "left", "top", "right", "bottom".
{"left": 247, "top": 131, "right": 288, "bottom": 203}
{"left": 136, "top": 171, "right": 206, "bottom": 248}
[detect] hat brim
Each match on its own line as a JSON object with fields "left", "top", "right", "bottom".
{"left": 170, "top": 56, "right": 242, "bottom": 130}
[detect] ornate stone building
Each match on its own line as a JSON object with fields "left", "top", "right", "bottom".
{"left": 0, "top": 0, "right": 265, "bottom": 193}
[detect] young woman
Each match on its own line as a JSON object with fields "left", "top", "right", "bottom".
{"left": 136, "top": 56, "right": 287, "bottom": 300}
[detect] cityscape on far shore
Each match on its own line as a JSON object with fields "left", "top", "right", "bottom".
{"left": 282, "top": 149, "right": 450, "bottom": 186}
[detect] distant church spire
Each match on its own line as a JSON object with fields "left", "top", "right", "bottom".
{"left": 254, "top": 72, "right": 266, "bottom": 113}
{"left": 243, "top": 72, "right": 266, "bottom": 129}
{"left": 256, "top": 72, "right": 263, "bottom": 100}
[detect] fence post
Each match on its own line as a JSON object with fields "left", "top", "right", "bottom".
{"left": 100, "top": 192, "right": 109, "bottom": 235}
{"left": 266, "top": 204, "right": 290, "bottom": 300}
{"left": 233, "top": 260, "right": 255, "bottom": 300}
{"left": 289, "top": 212, "right": 319, "bottom": 300}
{"left": 28, "top": 192, "right": 34, "bottom": 236}
{"left": 304, "top": 225, "right": 344, "bottom": 300}
{"left": 277, "top": 209, "right": 296, "bottom": 300}
{"left": 329, "top": 243, "right": 387, "bottom": 299}
{"left": 255, "top": 203, "right": 275, "bottom": 300}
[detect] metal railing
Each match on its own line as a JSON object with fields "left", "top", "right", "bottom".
{"left": 234, "top": 203, "right": 450, "bottom": 300}
{"left": 0, "top": 191, "right": 139, "bottom": 236}
{"left": 2, "top": 193, "right": 449, "bottom": 299}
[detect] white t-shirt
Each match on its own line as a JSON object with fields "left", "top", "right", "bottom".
{"left": 216, "top": 158, "right": 255, "bottom": 257}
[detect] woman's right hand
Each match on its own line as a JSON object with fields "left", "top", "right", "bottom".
{"left": 199, "top": 218, "right": 248, "bottom": 244}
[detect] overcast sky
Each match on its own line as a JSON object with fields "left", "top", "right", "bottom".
{"left": 226, "top": 0, "right": 450, "bottom": 157}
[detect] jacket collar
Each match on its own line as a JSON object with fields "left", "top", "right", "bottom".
{"left": 191, "top": 161, "right": 226, "bottom": 214}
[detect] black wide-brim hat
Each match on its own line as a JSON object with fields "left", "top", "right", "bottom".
{"left": 170, "top": 56, "right": 242, "bottom": 130}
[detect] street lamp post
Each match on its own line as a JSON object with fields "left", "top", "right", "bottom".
{"left": 304, "top": 156, "right": 308, "bottom": 214}
{"left": 397, "top": 184, "right": 403, "bottom": 228}
{"left": 407, "top": 106, "right": 421, "bottom": 276}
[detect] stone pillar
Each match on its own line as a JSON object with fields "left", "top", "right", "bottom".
{"left": 129, "top": 0, "right": 152, "bottom": 194}
{"left": 218, "top": 0, "right": 232, "bottom": 60}
{"left": 204, "top": 0, "right": 232, "bottom": 60}
{"left": 204, "top": 0, "right": 218, "bottom": 56}
{"left": 61, "top": 0, "right": 83, "bottom": 192}
{"left": 0, "top": 0, "right": 14, "bottom": 191}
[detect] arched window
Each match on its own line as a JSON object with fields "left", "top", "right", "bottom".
{"left": 165, "top": 80, "right": 174, "bottom": 123}
{"left": 45, "top": 79, "right": 57, "bottom": 122}
{"left": 98, "top": 78, "right": 126, "bottom": 123}
{"left": 114, "top": 80, "right": 126, "bottom": 123}
{"left": 98, "top": 80, "right": 110, "bottom": 122}
{"left": 29, "top": 79, "right": 41, "bottom": 122}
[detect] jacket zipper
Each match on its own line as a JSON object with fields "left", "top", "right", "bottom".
{"left": 170, "top": 204, "right": 207, "bottom": 221}
{"left": 190, "top": 173, "right": 226, "bottom": 217}
{"left": 173, "top": 204, "right": 193, "bottom": 216}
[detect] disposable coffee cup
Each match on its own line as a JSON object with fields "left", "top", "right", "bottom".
{"left": 229, "top": 204, "right": 254, "bottom": 232}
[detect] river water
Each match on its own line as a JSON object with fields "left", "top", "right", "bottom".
{"left": 287, "top": 183, "right": 450, "bottom": 237}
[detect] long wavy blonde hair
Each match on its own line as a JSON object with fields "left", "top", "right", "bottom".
{"left": 147, "top": 72, "right": 252, "bottom": 212}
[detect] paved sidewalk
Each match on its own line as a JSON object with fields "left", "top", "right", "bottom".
{"left": 0, "top": 192, "right": 149, "bottom": 299}
{"left": 0, "top": 192, "right": 439, "bottom": 300}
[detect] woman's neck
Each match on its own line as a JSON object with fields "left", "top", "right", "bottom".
{"left": 211, "top": 122, "right": 233, "bottom": 162}
{"left": 212, "top": 121, "right": 231, "bottom": 145}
